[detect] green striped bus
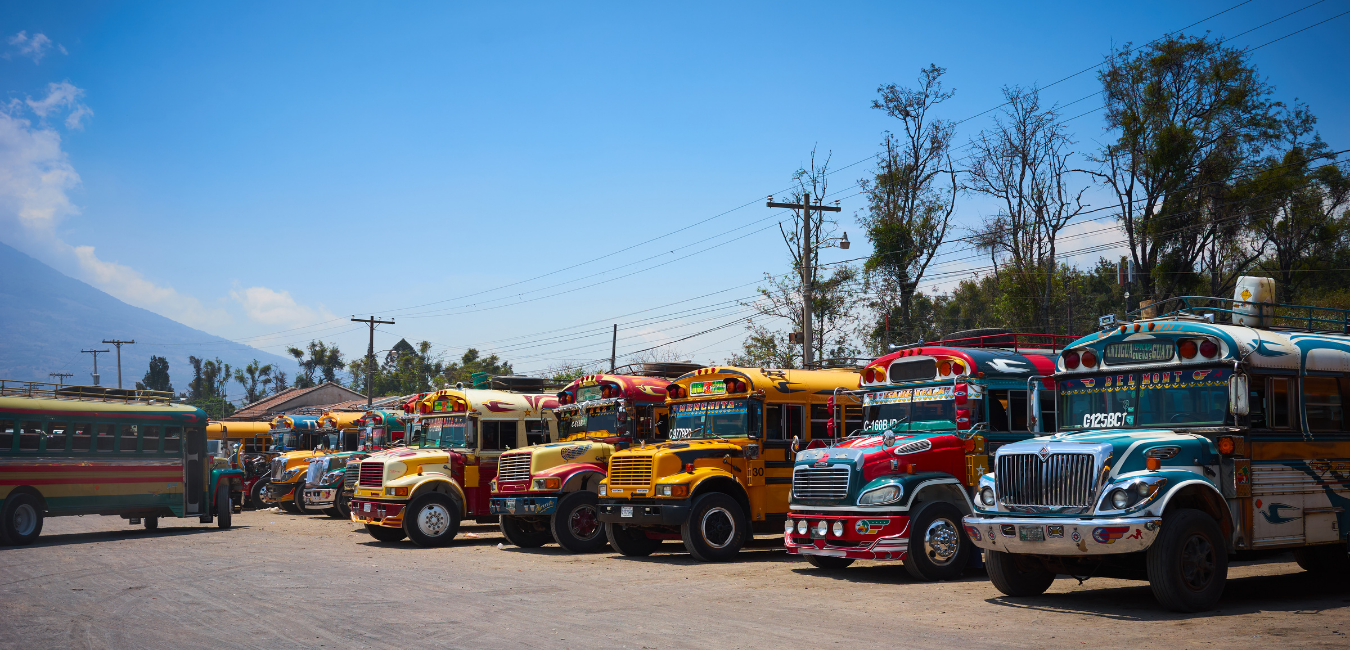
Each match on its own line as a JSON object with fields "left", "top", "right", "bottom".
{"left": 0, "top": 380, "right": 244, "bottom": 545}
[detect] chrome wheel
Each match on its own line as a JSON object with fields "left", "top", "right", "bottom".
{"left": 569, "top": 504, "right": 600, "bottom": 540}
{"left": 700, "top": 506, "right": 736, "bottom": 549}
{"left": 416, "top": 503, "right": 452, "bottom": 538}
{"left": 12, "top": 503, "right": 37, "bottom": 537}
{"left": 923, "top": 517, "right": 961, "bottom": 566}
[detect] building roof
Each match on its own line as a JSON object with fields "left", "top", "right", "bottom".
{"left": 225, "top": 381, "right": 366, "bottom": 421}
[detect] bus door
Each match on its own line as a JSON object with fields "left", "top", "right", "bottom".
{"left": 184, "top": 427, "right": 206, "bottom": 516}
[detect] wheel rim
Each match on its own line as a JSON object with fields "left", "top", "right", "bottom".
{"left": 12, "top": 503, "right": 36, "bottom": 537}
{"left": 700, "top": 506, "right": 735, "bottom": 549}
{"left": 923, "top": 517, "right": 961, "bottom": 566}
{"left": 1180, "top": 533, "right": 1216, "bottom": 591}
{"left": 569, "top": 504, "right": 600, "bottom": 540}
{"left": 417, "top": 503, "right": 452, "bottom": 537}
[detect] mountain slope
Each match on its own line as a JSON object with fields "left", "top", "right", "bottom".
{"left": 0, "top": 241, "right": 294, "bottom": 396}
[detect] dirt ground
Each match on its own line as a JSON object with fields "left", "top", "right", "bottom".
{"left": 1, "top": 510, "right": 1347, "bottom": 650}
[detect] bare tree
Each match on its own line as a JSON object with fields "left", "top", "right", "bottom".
{"left": 966, "top": 86, "right": 1089, "bottom": 331}
{"left": 861, "top": 65, "right": 958, "bottom": 343}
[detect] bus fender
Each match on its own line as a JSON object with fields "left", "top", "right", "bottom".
{"left": 410, "top": 476, "right": 467, "bottom": 516}
{"left": 689, "top": 473, "right": 750, "bottom": 518}
{"left": 1157, "top": 479, "right": 1234, "bottom": 547}
{"left": 2, "top": 485, "right": 46, "bottom": 514}
{"left": 531, "top": 463, "right": 605, "bottom": 492}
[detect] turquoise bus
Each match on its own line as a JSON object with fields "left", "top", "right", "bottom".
{"left": 0, "top": 381, "right": 243, "bottom": 545}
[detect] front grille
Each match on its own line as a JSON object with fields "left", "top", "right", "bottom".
{"left": 792, "top": 465, "right": 851, "bottom": 500}
{"left": 344, "top": 463, "right": 360, "bottom": 489}
{"left": 306, "top": 457, "right": 331, "bottom": 486}
{"left": 608, "top": 456, "right": 653, "bottom": 487}
{"left": 359, "top": 461, "right": 384, "bottom": 488}
{"left": 497, "top": 452, "right": 532, "bottom": 482}
{"left": 270, "top": 457, "right": 286, "bottom": 481}
{"left": 996, "top": 453, "right": 1096, "bottom": 508}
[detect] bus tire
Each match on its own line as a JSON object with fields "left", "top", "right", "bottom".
{"left": 499, "top": 515, "right": 551, "bottom": 548}
{"left": 247, "top": 480, "right": 266, "bottom": 510}
{"left": 144, "top": 516, "right": 159, "bottom": 531}
{"left": 681, "top": 492, "right": 747, "bottom": 562}
{"left": 551, "top": 491, "right": 606, "bottom": 553}
{"left": 1294, "top": 545, "right": 1350, "bottom": 575}
{"left": 290, "top": 485, "right": 313, "bottom": 515}
{"left": 403, "top": 492, "right": 461, "bottom": 547}
{"left": 365, "top": 524, "right": 406, "bottom": 543}
{"left": 0, "top": 492, "right": 43, "bottom": 545}
{"left": 986, "top": 550, "right": 1055, "bottom": 597}
{"left": 1147, "top": 508, "right": 1228, "bottom": 612}
{"left": 332, "top": 492, "right": 352, "bottom": 520}
{"left": 605, "top": 523, "right": 662, "bottom": 556}
{"left": 805, "top": 554, "right": 855, "bottom": 570}
{"left": 216, "top": 483, "right": 232, "bottom": 529}
{"left": 903, "top": 501, "right": 971, "bottom": 581}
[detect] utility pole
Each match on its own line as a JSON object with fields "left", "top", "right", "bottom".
{"left": 610, "top": 324, "right": 617, "bottom": 373}
{"left": 102, "top": 339, "right": 135, "bottom": 389}
{"left": 81, "top": 348, "right": 109, "bottom": 385}
{"left": 49, "top": 372, "right": 73, "bottom": 387}
{"left": 351, "top": 316, "right": 394, "bottom": 407}
{"left": 767, "top": 193, "right": 841, "bottom": 368}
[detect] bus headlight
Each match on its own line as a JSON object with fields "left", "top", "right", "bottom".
{"left": 980, "top": 487, "right": 996, "bottom": 507}
{"left": 1110, "top": 489, "right": 1131, "bottom": 509}
{"left": 784, "top": 519, "right": 794, "bottom": 533}
{"left": 815, "top": 520, "right": 829, "bottom": 536}
{"left": 281, "top": 468, "right": 303, "bottom": 482}
{"left": 832, "top": 521, "right": 844, "bottom": 537}
{"left": 599, "top": 484, "right": 607, "bottom": 496}
{"left": 657, "top": 484, "right": 688, "bottom": 498}
{"left": 858, "top": 484, "right": 904, "bottom": 505}
{"left": 797, "top": 520, "right": 808, "bottom": 535}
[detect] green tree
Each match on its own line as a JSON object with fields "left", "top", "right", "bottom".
{"left": 232, "top": 359, "right": 274, "bottom": 404}
{"left": 135, "top": 355, "right": 173, "bottom": 393}
{"left": 288, "top": 341, "right": 344, "bottom": 388}
{"left": 443, "top": 349, "right": 513, "bottom": 386}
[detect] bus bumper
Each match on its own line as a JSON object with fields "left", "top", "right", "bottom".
{"left": 962, "top": 515, "right": 1162, "bottom": 555}
{"left": 490, "top": 496, "right": 558, "bottom": 516}
{"left": 597, "top": 499, "right": 691, "bottom": 526}
{"left": 350, "top": 499, "right": 406, "bottom": 527}
{"left": 303, "top": 488, "right": 337, "bottom": 508}
{"left": 784, "top": 512, "right": 912, "bottom": 561}
{"left": 264, "top": 482, "right": 298, "bottom": 504}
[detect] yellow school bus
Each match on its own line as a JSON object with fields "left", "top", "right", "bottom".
{"left": 206, "top": 420, "right": 273, "bottom": 455}
{"left": 597, "top": 366, "right": 860, "bottom": 561}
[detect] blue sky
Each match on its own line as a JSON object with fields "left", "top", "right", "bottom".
{"left": 3, "top": 1, "right": 1347, "bottom": 385}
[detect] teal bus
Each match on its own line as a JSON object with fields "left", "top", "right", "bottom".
{"left": 0, "top": 380, "right": 243, "bottom": 545}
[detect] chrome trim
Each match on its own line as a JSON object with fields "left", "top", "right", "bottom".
{"left": 792, "top": 464, "right": 851, "bottom": 500}
{"left": 993, "top": 441, "right": 1112, "bottom": 514}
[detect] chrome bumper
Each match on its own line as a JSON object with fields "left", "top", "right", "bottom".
{"left": 962, "top": 514, "right": 1162, "bottom": 555}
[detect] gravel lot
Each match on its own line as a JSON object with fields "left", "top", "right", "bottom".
{"left": 1, "top": 510, "right": 1347, "bottom": 650}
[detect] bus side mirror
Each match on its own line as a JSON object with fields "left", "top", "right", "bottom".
{"left": 790, "top": 435, "right": 800, "bottom": 455}
{"left": 1229, "top": 375, "right": 1250, "bottom": 416}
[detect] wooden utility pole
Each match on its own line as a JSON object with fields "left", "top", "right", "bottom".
{"left": 351, "top": 316, "right": 394, "bottom": 407}
{"left": 610, "top": 324, "right": 618, "bottom": 373}
{"left": 102, "top": 339, "right": 135, "bottom": 388}
{"left": 767, "top": 193, "right": 840, "bottom": 368}
{"left": 49, "top": 372, "right": 74, "bottom": 386}
{"left": 81, "top": 348, "right": 110, "bottom": 385}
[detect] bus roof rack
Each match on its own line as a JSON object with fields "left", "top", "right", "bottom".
{"left": 1129, "top": 296, "right": 1350, "bottom": 334}
{"left": 891, "top": 329, "right": 1076, "bottom": 353}
{"left": 806, "top": 358, "right": 870, "bottom": 369}
{"left": 0, "top": 379, "right": 175, "bottom": 405}
{"left": 613, "top": 362, "right": 706, "bottom": 378}
{"left": 488, "top": 375, "right": 568, "bottom": 392}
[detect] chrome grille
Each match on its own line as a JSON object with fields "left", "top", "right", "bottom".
{"left": 306, "top": 457, "right": 331, "bottom": 486}
{"left": 344, "top": 462, "right": 360, "bottom": 489}
{"left": 270, "top": 457, "right": 286, "bottom": 481}
{"left": 792, "top": 465, "right": 851, "bottom": 500}
{"left": 497, "top": 452, "right": 532, "bottom": 482}
{"left": 607, "top": 456, "right": 653, "bottom": 487}
{"left": 996, "top": 453, "right": 1095, "bottom": 508}
{"left": 358, "top": 461, "right": 384, "bottom": 488}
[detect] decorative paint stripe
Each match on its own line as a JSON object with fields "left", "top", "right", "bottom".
{"left": 1253, "top": 441, "right": 1350, "bottom": 461}
{"left": 1, "top": 474, "right": 182, "bottom": 485}
{"left": 0, "top": 464, "right": 183, "bottom": 472}
{"left": 0, "top": 407, "right": 184, "bottom": 420}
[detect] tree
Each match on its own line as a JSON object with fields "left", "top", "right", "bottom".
{"left": 1090, "top": 34, "right": 1280, "bottom": 303}
{"left": 288, "top": 341, "right": 344, "bottom": 388}
{"left": 443, "top": 349, "right": 513, "bottom": 386}
{"left": 966, "top": 86, "right": 1089, "bottom": 332}
{"left": 861, "top": 65, "right": 958, "bottom": 344}
{"left": 182, "top": 355, "right": 234, "bottom": 418}
{"left": 271, "top": 371, "right": 289, "bottom": 394}
{"left": 233, "top": 359, "right": 274, "bottom": 404}
{"left": 135, "top": 356, "right": 173, "bottom": 393}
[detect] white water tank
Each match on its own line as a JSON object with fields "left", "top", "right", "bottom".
{"left": 1234, "top": 276, "right": 1276, "bottom": 327}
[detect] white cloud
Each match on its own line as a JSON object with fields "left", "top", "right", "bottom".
{"left": 72, "top": 245, "right": 228, "bottom": 327}
{"left": 25, "top": 82, "right": 92, "bottom": 130}
{"left": 7, "top": 31, "right": 55, "bottom": 64}
{"left": 230, "top": 285, "right": 336, "bottom": 327}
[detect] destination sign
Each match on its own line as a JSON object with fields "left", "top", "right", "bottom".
{"left": 689, "top": 380, "right": 726, "bottom": 396}
{"left": 578, "top": 385, "right": 602, "bottom": 402}
{"left": 1104, "top": 342, "right": 1173, "bottom": 364}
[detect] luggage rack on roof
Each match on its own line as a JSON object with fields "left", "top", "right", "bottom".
{"left": 611, "top": 362, "right": 706, "bottom": 378}
{"left": 0, "top": 379, "right": 175, "bottom": 404}
{"left": 890, "top": 330, "right": 1076, "bottom": 354}
{"left": 1129, "top": 296, "right": 1350, "bottom": 334}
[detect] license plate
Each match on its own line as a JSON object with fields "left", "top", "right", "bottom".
{"left": 364, "top": 503, "right": 371, "bottom": 512}
{"left": 506, "top": 499, "right": 517, "bottom": 507}
{"left": 621, "top": 506, "right": 633, "bottom": 518}
{"left": 1018, "top": 525, "right": 1045, "bottom": 542}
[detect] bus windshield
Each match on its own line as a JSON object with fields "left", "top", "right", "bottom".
{"left": 558, "top": 404, "right": 620, "bottom": 439}
{"left": 424, "top": 415, "right": 468, "bottom": 448}
{"left": 270, "top": 432, "right": 301, "bottom": 451}
{"left": 669, "top": 400, "right": 759, "bottom": 440}
{"left": 863, "top": 385, "right": 956, "bottom": 433}
{"left": 1059, "top": 367, "right": 1230, "bottom": 430}
{"left": 359, "top": 427, "right": 387, "bottom": 450}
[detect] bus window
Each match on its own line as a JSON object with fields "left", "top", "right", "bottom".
{"left": 19, "top": 421, "right": 41, "bottom": 451}
{"left": 1271, "top": 378, "right": 1293, "bottom": 429}
{"left": 1009, "top": 391, "right": 1028, "bottom": 431}
{"left": 1249, "top": 378, "right": 1268, "bottom": 429}
{"left": 1039, "top": 391, "right": 1057, "bottom": 432}
{"left": 47, "top": 422, "right": 69, "bottom": 452}
{"left": 164, "top": 426, "right": 181, "bottom": 453}
{"left": 843, "top": 404, "right": 863, "bottom": 437}
{"left": 120, "top": 421, "right": 140, "bottom": 451}
{"left": 135, "top": 426, "right": 155, "bottom": 453}
{"left": 96, "top": 424, "right": 115, "bottom": 452}
{"left": 810, "top": 404, "right": 832, "bottom": 441}
{"left": 525, "top": 419, "right": 548, "bottom": 447}
{"left": 634, "top": 405, "right": 654, "bottom": 440}
{"left": 0, "top": 420, "right": 13, "bottom": 451}
{"left": 988, "top": 390, "right": 1010, "bottom": 431}
{"left": 1304, "top": 377, "right": 1342, "bottom": 431}
{"left": 785, "top": 404, "right": 805, "bottom": 441}
{"left": 480, "top": 420, "right": 509, "bottom": 450}
{"left": 71, "top": 423, "right": 93, "bottom": 451}
{"left": 764, "top": 404, "right": 784, "bottom": 440}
